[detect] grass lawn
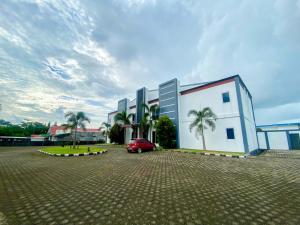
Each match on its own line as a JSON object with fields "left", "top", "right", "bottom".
{"left": 41, "top": 146, "right": 106, "bottom": 154}
{"left": 173, "top": 148, "right": 245, "bottom": 156}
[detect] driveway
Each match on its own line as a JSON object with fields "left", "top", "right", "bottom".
{"left": 0, "top": 147, "right": 299, "bottom": 225}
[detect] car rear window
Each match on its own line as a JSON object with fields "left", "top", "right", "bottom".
{"left": 129, "top": 140, "right": 136, "bottom": 144}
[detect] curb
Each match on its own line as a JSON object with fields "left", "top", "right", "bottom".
{"left": 174, "top": 150, "right": 247, "bottom": 159}
{"left": 37, "top": 149, "right": 108, "bottom": 157}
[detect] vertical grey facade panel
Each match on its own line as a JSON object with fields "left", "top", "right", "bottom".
{"left": 265, "top": 132, "right": 270, "bottom": 150}
{"left": 159, "top": 79, "right": 180, "bottom": 147}
{"left": 235, "top": 77, "right": 249, "bottom": 153}
{"left": 136, "top": 88, "right": 146, "bottom": 124}
{"left": 118, "top": 98, "right": 128, "bottom": 113}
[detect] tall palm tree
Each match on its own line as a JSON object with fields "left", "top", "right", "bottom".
{"left": 141, "top": 103, "right": 160, "bottom": 141}
{"left": 101, "top": 122, "right": 111, "bottom": 143}
{"left": 114, "top": 111, "right": 133, "bottom": 144}
{"left": 64, "top": 111, "right": 90, "bottom": 148}
{"left": 188, "top": 107, "right": 217, "bottom": 150}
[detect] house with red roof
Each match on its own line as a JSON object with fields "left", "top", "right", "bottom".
{"left": 48, "top": 124, "right": 104, "bottom": 143}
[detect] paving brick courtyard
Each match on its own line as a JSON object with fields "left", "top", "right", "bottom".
{"left": 0, "top": 146, "right": 299, "bottom": 225}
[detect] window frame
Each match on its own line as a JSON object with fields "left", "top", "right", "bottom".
{"left": 222, "top": 92, "right": 230, "bottom": 103}
{"left": 226, "top": 128, "right": 235, "bottom": 139}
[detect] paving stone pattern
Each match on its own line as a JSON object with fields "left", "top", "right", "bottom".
{"left": 0, "top": 147, "right": 299, "bottom": 225}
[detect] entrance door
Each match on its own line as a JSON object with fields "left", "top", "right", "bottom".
{"left": 152, "top": 131, "right": 156, "bottom": 144}
{"left": 289, "top": 133, "right": 300, "bottom": 150}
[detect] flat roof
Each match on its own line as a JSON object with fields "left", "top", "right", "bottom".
{"left": 257, "top": 122, "right": 300, "bottom": 128}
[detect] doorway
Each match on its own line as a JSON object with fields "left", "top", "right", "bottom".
{"left": 152, "top": 131, "right": 156, "bottom": 143}
{"left": 289, "top": 133, "right": 300, "bottom": 150}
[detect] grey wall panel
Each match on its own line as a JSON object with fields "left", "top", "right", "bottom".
{"left": 136, "top": 88, "right": 146, "bottom": 124}
{"left": 159, "top": 92, "right": 176, "bottom": 100}
{"left": 159, "top": 97, "right": 176, "bottom": 106}
{"left": 118, "top": 98, "right": 128, "bottom": 113}
{"left": 159, "top": 78, "right": 180, "bottom": 147}
{"left": 160, "top": 112, "right": 176, "bottom": 119}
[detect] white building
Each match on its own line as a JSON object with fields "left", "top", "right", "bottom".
{"left": 107, "top": 75, "right": 259, "bottom": 154}
{"left": 257, "top": 123, "right": 300, "bottom": 150}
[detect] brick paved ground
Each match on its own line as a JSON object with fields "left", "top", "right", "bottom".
{"left": 0, "top": 146, "right": 299, "bottom": 225}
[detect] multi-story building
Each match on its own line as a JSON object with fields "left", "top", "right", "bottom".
{"left": 107, "top": 75, "right": 259, "bottom": 154}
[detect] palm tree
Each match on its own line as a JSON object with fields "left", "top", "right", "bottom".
{"left": 188, "top": 107, "right": 217, "bottom": 150}
{"left": 101, "top": 122, "right": 111, "bottom": 143}
{"left": 141, "top": 103, "right": 160, "bottom": 141}
{"left": 64, "top": 111, "right": 90, "bottom": 148}
{"left": 114, "top": 111, "right": 133, "bottom": 144}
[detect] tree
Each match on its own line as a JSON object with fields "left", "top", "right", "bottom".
{"left": 108, "top": 123, "right": 124, "bottom": 144}
{"left": 63, "top": 111, "right": 90, "bottom": 148}
{"left": 0, "top": 119, "right": 11, "bottom": 126}
{"left": 101, "top": 122, "right": 111, "bottom": 143}
{"left": 188, "top": 107, "right": 217, "bottom": 150}
{"left": 114, "top": 111, "right": 133, "bottom": 144}
{"left": 141, "top": 103, "right": 160, "bottom": 140}
{"left": 0, "top": 120, "right": 48, "bottom": 137}
{"left": 155, "top": 116, "right": 176, "bottom": 148}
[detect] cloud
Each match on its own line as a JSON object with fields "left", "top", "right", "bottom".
{"left": 0, "top": 0, "right": 299, "bottom": 127}
{"left": 73, "top": 38, "right": 116, "bottom": 67}
{"left": 0, "top": 26, "right": 30, "bottom": 51}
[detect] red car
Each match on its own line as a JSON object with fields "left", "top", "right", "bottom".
{"left": 127, "top": 138, "right": 156, "bottom": 153}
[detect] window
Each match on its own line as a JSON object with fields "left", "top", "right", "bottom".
{"left": 226, "top": 128, "right": 235, "bottom": 139}
{"left": 222, "top": 92, "right": 230, "bottom": 103}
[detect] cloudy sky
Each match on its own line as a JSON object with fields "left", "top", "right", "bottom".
{"left": 0, "top": 0, "right": 299, "bottom": 127}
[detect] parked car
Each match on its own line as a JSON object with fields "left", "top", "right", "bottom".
{"left": 127, "top": 138, "right": 156, "bottom": 153}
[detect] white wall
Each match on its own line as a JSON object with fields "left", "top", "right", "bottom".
{"left": 257, "top": 132, "right": 267, "bottom": 149}
{"left": 268, "top": 132, "right": 289, "bottom": 150}
{"left": 179, "top": 81, "right": 246, "bottom": 153}
{"left": 239, "top": 82, "right": 259, "bottom": 152}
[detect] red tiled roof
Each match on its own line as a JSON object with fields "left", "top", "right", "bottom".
{"left": 49, "top": 126, "right": 66, "bottom": 135}
{"left": 31, "top": 134, "right": 44, "bottom": 137}
{"left": 76, "top": 128, "right": 100, "bottom": 132}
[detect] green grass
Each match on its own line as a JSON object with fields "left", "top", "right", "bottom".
{"left": 95, "top": 144, "right": 126, "bottom": 149}
{"left": 42, "top": 146, "right": 106, "bottom": 154}
{"left": 173, "top": 148, "right": 245, "bottom": 156}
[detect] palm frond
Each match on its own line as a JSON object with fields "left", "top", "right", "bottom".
{"left": 203, "top": 107, "right": 217, "bottom": 120}
{"left": 189, "top": 120, "right": 198, "bottom": 132}
{"left": 142, "top": 103, "right": 150, "bottom": 113}
{"left": 65, "top": 111, "right": 75, "bottom": 118}
{"left": 205, "top": 119, "right": 216, "bottom": 131}
{"left": 188, "top": 109, "right": 198, "bottom": 117}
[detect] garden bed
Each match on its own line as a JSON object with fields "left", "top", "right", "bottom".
{"left": 39, "top": 146, "right": 107, "bottom": 156}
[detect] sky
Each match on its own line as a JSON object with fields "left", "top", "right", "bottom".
{"left": 0, "top": 0, "right": 299, "bottom": 127}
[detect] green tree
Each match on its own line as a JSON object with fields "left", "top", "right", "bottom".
{"left": 141, "top": 103, "right": 160, "bottom": 140}
{"left": 188, "top": 107, "right": 217, "bottom": 150}
{"left": 108, "top": 123, "right": 124, "bottom": 144}
{"left": 63, "top": 111, "right": 90, "bottom": 148}
{"left": 155, "top": 115, "right": 176, "bottom": 148}
{"left": 114, "top": 111, "right": 133, "bottom": 143}
{"left": 0, "top": 120, "right": 48, "bottom": 137}
{"left": 101, "top": 122, "right": 111, "bottom": 143}
{"left": 0, "top": 119, "right": 11, "bottom": 126}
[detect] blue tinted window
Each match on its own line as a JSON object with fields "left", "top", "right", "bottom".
{"left": 222, "top": 92, "right": 230, "bottom": 103}
{"left": 226, "top": 128, "right": 235, "bottom": 139}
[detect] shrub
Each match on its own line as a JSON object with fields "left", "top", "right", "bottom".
{"left": 108, "top": 124, "right": 124, "bottom": 144}
{"left": 155, "top": 116, "right": 176, "bottom": 148}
